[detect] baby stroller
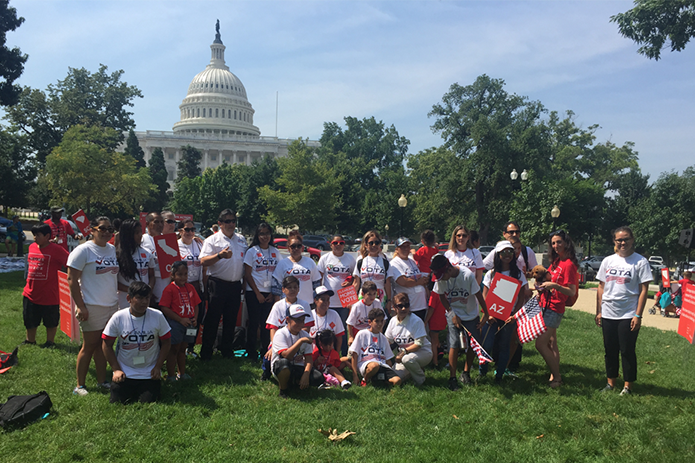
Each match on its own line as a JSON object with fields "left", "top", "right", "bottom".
{"left": 651, "top": 285, "right": 681, "bottom": 317}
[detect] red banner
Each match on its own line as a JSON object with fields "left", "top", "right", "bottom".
{"left": 154, "top": 233, "right": 181, "bottom": 276}
{"left": 71, "top": 209, "right": 91, "bottom": 236}
{"left": 337, "top": 286, "right": 359, "bottom": 308}
{"left": 678, "top": 283, "right": 695, "bottom": 344}
{"left": 484, "top": 273, "right": 522, "bottom": 321}
{"left": 661, "top": 268, "right": 671, "bottom": 288}
{"left": 58, "top": 271, "right": 80, "bottom": 343}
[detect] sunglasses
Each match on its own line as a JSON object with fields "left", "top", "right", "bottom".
{"left": 183, "top": 227, "right": 196, "bottom": 232}
{"left": 614, "top": 238, "right": 632, "bottom": 243}
{"left": 165, "top": 219, "right": 177, "bottom": 224}
{"left": 289, "top": 244, "right": 303, "bottom": 250}
{"left": 368, "top": 241, "right": 381, "bottom": 246}
{"left": 221, "top": 219, "right": 236, "bottom": 224}
{"left": 93, "top": 226, "right": 115, "bottom": 233}
{"left": 395, "top": 303, "right": 410, "bottom": 309}
{"left": 549, "top": 229, "right": 566, "bottom": 239}
{"left": 500, "top": 249, "right": 514, "bottom": 255}
{"left": 505, "top": 229, "right": 521, "bottom": 235}
{"left": 331, "top": 241, "right": 345, "bottom": 246}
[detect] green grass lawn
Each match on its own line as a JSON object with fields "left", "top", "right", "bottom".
{"left": 1, "top": 271, "right": 694, "bottom": 462}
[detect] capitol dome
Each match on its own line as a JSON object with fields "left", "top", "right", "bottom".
{"left": 172, "top": 24, "right": 260, "bottom": 137}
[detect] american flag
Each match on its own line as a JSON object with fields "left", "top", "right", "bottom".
{"left": 469, "top": 335, "right": 494, "bottom": 364}
{"left": 515, "top": 296, "right": 547, "bottom": 344}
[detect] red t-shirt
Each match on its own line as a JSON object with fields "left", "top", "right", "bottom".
{"left": 413, "top": 245, "right": 439, "bottom": 273}
{"left": 44, "top": 219, "right": 77, "bottom": 252}
{"left": 23, "top": 242, "right": 70, "bottom": 306}
{"left": 312, "top": 345, "right": 341, "bottom": 371}
{"left": 539, "top": 258, "right": 578, "bottom": 314}
{"left": 159, "top": 282, "right": 202, "bottom": 318}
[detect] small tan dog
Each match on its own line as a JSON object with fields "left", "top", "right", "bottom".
{"left": 528, "top": 265, "right": 552, "bottom": 287}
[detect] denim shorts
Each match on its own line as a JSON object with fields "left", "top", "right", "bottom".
{"left": 446, "top": 312, "right": 481, "bottom": 349}
{"left": 543, "top": 309, "right": 563, "bottom": 329}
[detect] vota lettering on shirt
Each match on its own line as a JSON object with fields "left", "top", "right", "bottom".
{"left": 285, "top": 267, "right": 312, "bottom": 281}
{"left": 120, "top": 330, "right": 156, "bottom": 351}
{"left": 604, "top": 267, "right": 633, "bottom": 285}
{"left": 95, "top": 256, "right": 119, "bottom": 275}
{"left": 445, "top": 288, "right": 470, "bottom": 306}
{"left": 393, "top": 334, "right": 415, "bottom": 348}
{"left": 254, "top": 252, "right": 277, "bottom": 272}
{"left": 360, "top": 263, "right": 386, "bottom": 282}
{"left": 326, "top": 263, "right": 352, "bottom": 279}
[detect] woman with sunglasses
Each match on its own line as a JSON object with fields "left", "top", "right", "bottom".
{"left": 536, "top": 229, "right": 578, "bottom": 389}
{"left": 317, "top": 234, "right": 356, "bottom": 355}
{"left": 386, "top": 293, "right": 433, "bottom": 385}
{"left": 244, "top": 223, "right": 280, "bottom": 361}
{"left": 179, "top": 219, "right": 205, "bottom": 355}
{"left": 272, "top": 230, "right": 321, "bottom": 306}
{"left": 352, "top": 230, "right": 392, "bottom": 313}
{"left": 116, "top": 219, "right": 155, "bottom": 309}
{"left": 445, "top": 225, "right": 484, "bottom": 285}
{"left": 67, "top": 216, "right": 119, "bottom": 395}
{"left": 596, "top": 226, "right": 652, "bottom": 395}
{"left": 389, "top": 237, "right": 431, "bottom": 321}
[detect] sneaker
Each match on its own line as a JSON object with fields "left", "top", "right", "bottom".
{"left": 41, "top": 341, "right": 56, "bottom": 349}
{"left": 260, "top": 370, "right": 271, "bottom": 382}
{"left": 360, "top": 379, "right": 367, "bottom": 387}
{"left": 620, "top": 387, "right": 632, "bottom": 396}
{"left": 341, "top": 380, "right": 352, "bottom": 390}
{"left": 278, "top": 389, "right": 289, "bottom": 399}
{"left": 504, "top": 369, "right": 518, "bottom": 379}
{"left": 97, "top": 382, "right": 111, "bottom": 390}
{"left": 21, "top": 340, "right": 36, "bottom": 346}
{"left": 459, "top": 371, "right": 472, "bottom": 385}
{"left": 186, "top": 350, "right": 198, "bottom": 359}
{"left": 177, "top": 373, "right": 192, "bottom": 381}
{"left": 448, "top": 377, "right": 460, "bottom": 391}
{"left": 166, "top": 375, "right": 177, "bottom": 383}
{"left": 601, "top": 384, "right": 614, "bottom": 392}
{"left": 318, "top": 383, "right": 331, "bottom": 390}
{"left": 73, "top": 386, "right": 88, "bottom": 396}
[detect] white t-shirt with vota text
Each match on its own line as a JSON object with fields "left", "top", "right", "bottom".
{"left": 597, "top": 253, "right": 653, "bottom": 319}
{"left": 67, "top": 241, "right": 119, "bottom": 307}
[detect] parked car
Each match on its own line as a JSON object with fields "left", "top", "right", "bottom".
{"left": 583, "top": 255, "right": 606, "bottom": 271}
{"left": 479, "top": 245, "right": 495, "bottom": 259}
{"left": 648, "top": 256, "right": 664, "bottom": 265}
{"left": 301, "top": 234, "right": 332, "bottom": 251}
{"left": 578, "top": 261, "right": 597, "bottom": 281}
{"left": 273, "top": 238, "right": 322, "bottom": 262}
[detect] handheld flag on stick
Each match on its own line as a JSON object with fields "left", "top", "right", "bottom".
{"left": 515, "top": 296, "right": 546, "bottom": 344}
{"left": 461, "top": 325, "right": 494, "bottom": 364}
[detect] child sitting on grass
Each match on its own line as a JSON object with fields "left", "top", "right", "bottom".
{"left": 272, "top": 304, "right": 325, "bottom": 398}
{"left": 158, "top": 261, "right": 201, "bottom": 381}
{"left": 313, "top": 329, "right": 352, "bottom": 390}
{"left": 348, "top": 308, "right": 401, "bottom": 387}
{"left": 347, "top": 281, "right": 386, "bottom": 345}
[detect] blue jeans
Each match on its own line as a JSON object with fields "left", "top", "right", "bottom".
{"left": 491, "top": 319, "right": 514, "bottom": 379}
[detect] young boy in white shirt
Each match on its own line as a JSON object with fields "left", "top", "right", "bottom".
{"left": 346, "top": 281, "right": 386, "bottom": 346}
{"left": 272, "top": 303, "right": 325, "bottom": 398}
{"left": 348, "top": 308, "right": 401, "bottom": 387}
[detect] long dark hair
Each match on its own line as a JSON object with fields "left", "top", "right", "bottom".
{"left": 548, "top": 230, "right": 578, "bottom": 266}
{"left": 117, "top": 219, "right": 141, "bottom": 281}
{"left": 250, "top": 222, "right": 274, "bottom": 248}
{"left": 493, "top": 248, "right": 521, "bottom": 280}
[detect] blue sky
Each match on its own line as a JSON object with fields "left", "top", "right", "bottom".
{"left": 8, "top": 0, "right": 695, "bottom": 178}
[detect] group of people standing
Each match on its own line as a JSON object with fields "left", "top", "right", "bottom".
{"left": 19, "top": 205, "right": 655, "bottom": 402}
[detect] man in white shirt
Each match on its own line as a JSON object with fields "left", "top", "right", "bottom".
{"left": 199, "top": 209, "right": 248, "bottom": 360}
{"left": 140, "top": 212, "right": 167, "bottom": 305}
{"left": 483, "top": 221, "right": 537, "bottom": 273}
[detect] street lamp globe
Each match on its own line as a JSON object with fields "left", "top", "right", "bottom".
{"left": 510, "top": 169, "right": 518, "bottom": 180}
{"left": 551, "top": 205, "right": 560, "bottom": 219}
{"left": 520, "top": 169, "right": 528, "bottom": 181}
{"left": 398, "top": 194, "right": 408, "bottom": 208}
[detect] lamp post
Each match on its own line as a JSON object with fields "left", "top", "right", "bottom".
{"left": 510, "top": 169, "right": 528, "bottom": 181}
{"left": 551, "top": 204, "right": 560, "bottom": 231}
{"left": 398, "top": 194, "right": 407, "bottom": 237}
{"left": 385, "top": 224, "right": 389, "bottom": 241}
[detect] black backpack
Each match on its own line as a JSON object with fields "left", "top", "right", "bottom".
{"left": 0, "top": 391, "right": 52, "bottom": 429}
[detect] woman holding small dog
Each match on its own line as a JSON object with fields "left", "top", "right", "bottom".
{"left": 536, "top": 230, "right": 578, "bottom": 389}
{"left": 595, "top": 226, "right": 652, "bottom": 395}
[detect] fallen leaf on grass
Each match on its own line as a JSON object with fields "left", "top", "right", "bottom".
{"left": 650, "top": 370, "right": 656, "bottom": 374}
{"left": 453, "top": 415, "right": 459, "bottom": 419}
{"left": 665, "top": 345, "right": 670, "bottom": 348}
{"left": 318, "top": 428, "right": 356, "bottom": 442}
{"left": 645, "top": 361, "right": 652, "bottom": 364}
{"left": 613, "top": 413, "right": 619, "bottom": 418}
{"left": 536, "top": 434, "right": 544, "bottom": 439}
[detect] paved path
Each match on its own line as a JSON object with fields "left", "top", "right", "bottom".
{"left": 570, "top": 288, "right": 679, "bottom": 332}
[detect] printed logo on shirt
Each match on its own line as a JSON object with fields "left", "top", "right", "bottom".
{"left": 605, "top": 267, "right": 633, "bottom": 284}
{"left": 96, "top": 256, "right": 119, "bottom": 275}
{"left": 27, "top": 254, "right": 51, "bottom": 281}
{"left": 360, "top": 265, "right": 385, "bottom": 281}
{"left": 393, "top": 335, "right": 414, "bottom": 346}
{"left": 444, "top": 288, "right": 470, "bottom": 305}
{"left": 120, "top": 330, "right": 155, "bottom": 350}
{"left": 285, "top": 267, "right": 312, "bottom": 281}
{"left": 327, "top": 264, "right": 351, "bottom": 276}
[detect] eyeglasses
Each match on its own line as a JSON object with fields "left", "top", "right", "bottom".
{"left": 614, "top": 238, "right": 632, "bottom": 243}
{"left": 395, "top": 303, "right": 410, "bottom": 309}
{"left": 165, "top": 219, "right": 177, "bottom": 224}
{"left": 183, "top": 227, "right": 196, "bottom": 232}
{"left": 93, "top": 226, "right": 115, "bottom": 233}
{"left": 368, "top": 241, "right": 381, "bottom": 246}
{"left": 505, "top": 229, "right": 521, "bottom": 235}
{"left": 331, "top": 241, "right": 345, "bottom": 246}
{"left": 456, "top": 233, "right": 468, "bottom": 238}
{"left": 500, "top": 249, "right": 514, "bottom": 255}
{"left": 289, "top": 244, "right": 303, "bottom": 250}
{"left": 549, "top": 229, "right": 566, "bottom": 239}
{"left": 221, "top": 219, "right": 236, "bottom": 224}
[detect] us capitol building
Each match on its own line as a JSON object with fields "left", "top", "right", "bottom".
{"left": 134, "top": 22, "right": 319, "bottom": 183}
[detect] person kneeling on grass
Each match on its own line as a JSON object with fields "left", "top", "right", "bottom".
{"left": 102, "top": 281, "right": 171, "bottom": 404}
{"left": 272, "top": 304, "right": 324, "bottom": 399}
{"left": 386, "top": 293, "right": 433, "bottom": 386}
{"left": 348, "top": 308, "right": 401, "bottom": 387}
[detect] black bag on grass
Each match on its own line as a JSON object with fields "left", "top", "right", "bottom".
{"left": 0, "top": 391, "right": 52, "bottom": 429}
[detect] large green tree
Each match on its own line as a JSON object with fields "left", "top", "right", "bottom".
{"left": 0, "top": 0, "right": 27, "bottom": 106}
{"left": 45, "top": 125, "right": 153, "bottom": 216}
{"left": 6, "top": 64, "right": 142, "bottom": 164}
{"left": 0, "top": 128, "right": 34, "bottom": 209}
{"left": 176, "top": 145, "right": 202, "bottom": 184}
{"left": 143, "top": 147, "right": 170, "bottom": 213}
{"left": 123, "top": 129, "right": 146, "bottom": 168}
{"left": 611, "top": 0, "right": 695, "bottom": 60}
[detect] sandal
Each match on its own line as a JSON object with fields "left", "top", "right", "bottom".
{"left": 549, "top": 379, "right": 563, "bottom": 389}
